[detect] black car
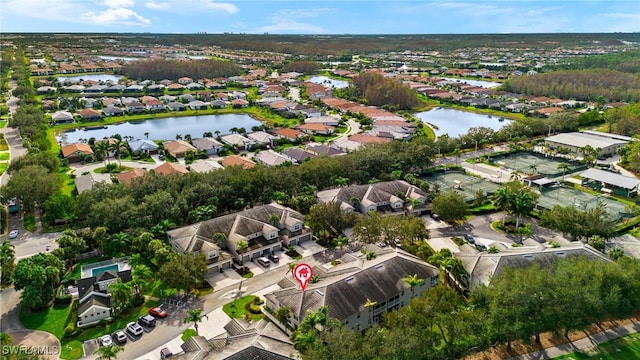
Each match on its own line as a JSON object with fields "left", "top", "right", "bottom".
{"left": 430, "top": 213, "right": 440, "bottom": 221}
{"left": 464, "top": 234, "right": 476, "bottom": 244}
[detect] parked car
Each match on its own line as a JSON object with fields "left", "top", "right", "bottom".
{"left": 477, "top": 243, "right": 488, "bottom": 251}
{"left": 430, "top": 213, "right": 440, "bottom": 221}
{"left": 464, "top": 234, "right": 476, "bottom": 244}
{"left": 8, "top": 230, "right": 18, "bottom": 239}
{"left": 148, "top": 304, "right": 168, "bottom": 318}
{"left": 112, "top": 330, "right": 127, "bottom": 344}
{"left": 160, "top": 347, "right": 173, "bottom": 359}
{"left": 138, "top": 314, "right": 156, "bottom": 327}
{"left": 126, "top": 322, "right": 143, "bottom": 336}
{"left": 257, "top": 257, "right": 271, "bottom": 267}
{"left": 268, "top": 254, "right": 280, "bottom": 263}
{"left": 100, "top": 334, "right": 113, "bottom": 347}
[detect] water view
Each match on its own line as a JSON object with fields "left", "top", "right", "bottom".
{"left": 440, "top": 77, "right": 501, "bottom": 89}
{"left": 415, "top": 108, "right": 510, "bottom": 138}
{"left": 307, "top": 75, "right": 349, "bottom": 89}
{"left": 56, "top": 114, "right": 262, "bottom": 144}
{"left": 57, "top": 74, "right": 122, "bottom": 83}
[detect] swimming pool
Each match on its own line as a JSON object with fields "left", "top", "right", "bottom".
{"left": 92, "top": 264, "right": 119, "bottom": 277}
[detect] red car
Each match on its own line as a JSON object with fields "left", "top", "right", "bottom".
{"left": 148, "top": 304, "right": 168, "bottom": 318}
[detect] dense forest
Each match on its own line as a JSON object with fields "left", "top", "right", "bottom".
{"left": 282, "top": 61, "right": 321, "bottom": 74}
{"left": 550, "top": 49, "right": 640, "bottom": 73}
{"left": 502, "top": 69, "right": 640, "bottom": 102}
{"left": 295, "top": 256, "right": 640, "bottom": 359}
{"left": 8, "top": 33, "right": 638, "bottom": 57}
{"left": 335, "top": 72, "right": 418, "bottom": 110}
{"left": 121, "top": 59, "right": 243, "bottom": 81}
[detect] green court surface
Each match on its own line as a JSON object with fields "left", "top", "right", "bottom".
{"left": 493, "top": 152, "right": 583, "bottom": 178}
{"left": 537, "top": 185, "right": 628, "bottom": 221}
{"left": 427, "top": 171, "right": 500, "bottom": 202}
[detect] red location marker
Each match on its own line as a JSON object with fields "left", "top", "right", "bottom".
{"left": 293, "top": 263, "right": 313, "bottom": 292}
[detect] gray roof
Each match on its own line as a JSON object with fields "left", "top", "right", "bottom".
{"left": 129, "top": 139, "right": 158, "bottom": 152}
{"left": 191, "top": 137, "right": 222, "bottom": 151}
{"left": 316, "top": 180, "right": 427, "bottom": 211}
{"left": 78, "top": 293, "right": 111, "bottom": 316}
{"left": 167, "top": 203, "right": 305, "bottom": 253}
{"left": 281, "top": 147, "right": 316, "bottom": 163}
{"left": 75, "top": 173, "right": 112, "bottom": 194}
{"left": 268, "top": 252, "right": 439, "bottom": 321}
{"left": 581, "top": 168, "right": 640, "bottom": 190}
{"left": 459, "top": 243, "right": 611, "bottom": 287}
{"left": 545, "top": 132, "right": 627, "bottom": 149}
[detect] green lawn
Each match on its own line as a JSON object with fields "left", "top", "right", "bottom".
{"left": 20, "top": 305, "right": 72, "bottom": 340}
{"left": 181, "top": 329, "right": 197, "bottom": 342}
{"left": 0, "top": 163, "right": 8, "bottom": 175}
{"left": 222, "top": 295, "right": 264, "bottom": 321}
{"left": 0, "top": 152, "right": 10, "bottom": 160}
{"left": 553, "top": 332, "right": 640, "bottom": 360}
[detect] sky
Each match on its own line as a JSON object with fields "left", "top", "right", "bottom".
{"left": 2, "top": 0, "right": 639, "bottom": 34}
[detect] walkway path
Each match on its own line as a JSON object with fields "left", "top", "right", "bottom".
{"left": 507, "top": 320, "right": 640, "bottom": 360}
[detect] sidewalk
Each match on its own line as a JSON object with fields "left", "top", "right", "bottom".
{"left": 508, "top": 321, "right": 640, "bottom": 360}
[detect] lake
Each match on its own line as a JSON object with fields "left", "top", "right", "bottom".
{"left": 56, "top": 114, "right": 262, "bottom": 143}
{"left": 57, "top": 74, "right": 122, "bottom": 83}
{"left": 307, "top": 76, "right": 349, "bottom": 89}
{"left": 415, "top": 108, "right": 510, "bottom": 138}
{"left": 439, "top": 77, "right": 501, "bottom": 89}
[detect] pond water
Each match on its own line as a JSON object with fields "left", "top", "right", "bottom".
{"left": 415, "top": 108, "right": 511, "bottom": 138}
{"left": 307, "top": 75, "right": 349, "bottom": 89}
{"left": 56, "top": 114, "right": 262, "bottom": 143}
{"left": 439, "top": 77, "right": 501, "bottom": 89}
{"left": 57, "top": 74, "right": 122, "bottom": 83}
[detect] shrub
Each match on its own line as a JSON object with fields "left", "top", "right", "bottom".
{"left": 246, "top": 303, "right": 263, "bottom": 314}
{"left": 63, "top": 325, "right": 75, "bottom": 338}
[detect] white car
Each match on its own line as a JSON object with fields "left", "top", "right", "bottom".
{"left": 100, "top": 334, "right": 113, "bottom": 347}
{"left": 126, "top": 322, "right": 143, "bottom": 336}
{"left": 8, "top": 230, "right": 18, "bottom": 239}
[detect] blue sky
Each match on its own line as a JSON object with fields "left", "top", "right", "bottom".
{"left": 2, "top": 0, "right": 639, "bottom": 34}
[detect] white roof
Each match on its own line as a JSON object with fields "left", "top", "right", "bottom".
{"left": 581, "top": 168, "right": 640, "bottom": 190}
{"left": 545, "top": 132, "right": 627, "bottom": 149}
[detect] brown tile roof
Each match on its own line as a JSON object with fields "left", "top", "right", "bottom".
{"left": 349, "top": 134, "right": 391, "bottom": 144}
{"left": 296, "top": 123, "right": 334, "bottom": 132}
{"left": 79, "top": 108, "right": 101, "bottom": 118}
{"left": 116, "top": 168, "right": 148, "bottom": 184}
{"left": 154, "top": 162, "right": 189, "bottom": 176}
{"left": 220, "top": 155, "right": 256, "bottom": 169}
{"left": 61, "top": 143, "right": 94, "bottom": 158}
{"left": 272, "top": 128, "right": 303, "bottom": 139}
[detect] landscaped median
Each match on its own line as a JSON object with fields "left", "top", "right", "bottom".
{"left": 20, "top": 298, "right": 160, "bottom": 360}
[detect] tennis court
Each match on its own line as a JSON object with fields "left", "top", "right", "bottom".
{"left": 427, "top": 171, "right": 500, "bottom": 202}
{"left": 538, "top": 185, "right": 628, "bottom": 221}
{"left": 494, "top": 152, "right": 583, "bottom": 178}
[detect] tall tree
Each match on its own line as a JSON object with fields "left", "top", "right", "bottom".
{"left": 183, "top": 308, "right": 208, "bottom": 335}
{"left": 94, "top": 345, "right": 124, "bottom": 360}
{"left": 0, "top": 241, "right": 16, "bottom": 287}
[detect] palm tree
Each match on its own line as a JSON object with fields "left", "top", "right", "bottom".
{"left": 286, "top": 262, "right": 297, "bottom": 277}
{"left": 363, "top": 298, "right": 377, "bottom": 324}
{"left": 491, "top": 187, "right": 513, "bottom": 225}
{"left": 512, "top": 191, "right": 536, "bottom": 230}
{"left": 109, "top": 232, "right": 131, "bottom": 256}
{"left": 108, "top": 279, "right": 132, "bottom": 314}
{"left": 509, "top": 169, "right": 523, "bottom": 181}
{"left": 96, "top": 141, "right": 111, "bottom": 166}
{"left": 275, "top": 306, "right": 291, "bottom": 327}
{"left": 0, "top": 241, "right": 15, "bottom": 287}
{"left": 213, "top": 233, "right": 227, "bottom": 248}
{"left": 403, "top": 274, "right": 425, "bottom": 295}
{"left": 183, "top": 308, "right": 209, "bottom": 335}
{"left": 236, "top": 240, "right": 248, "bottom": 265}
{"left": 528, "top": 164, "right": 538, "bottom": 175}
{"left": 95, "top": 345, "right": 124, "bottom": 360}
{"left": 452, "top": 148, "right": 461, "bottom": 166}
{"left": 557, "top": 162, "right": 572, "bottom": 181}
{"left": 269, "top": 214, "right": 280, "bottom": 227}
{"left": 335, "top": 235, "right": 348, "bottom": 250}
{"left": 109, "top": 138, "right": 125, "bottom": 167}
{"left": 144, "top": 132, "right": 149, "bottom": 140}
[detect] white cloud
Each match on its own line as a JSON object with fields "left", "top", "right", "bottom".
{"left": 103, "top": 0, "right": 135, "bottom": 9}
{"left": 145, "top": 0, "right": 237, "bottom": 13}
{"left": 81, "top": 8, "right": 151, "bottom": 26}
{"left": 259, "top": 21, "right": 324, "bottom": 34}
{"left": 145, "top": 0, "right": 168, "bottom": 9}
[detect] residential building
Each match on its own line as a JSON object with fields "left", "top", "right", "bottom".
{"left": 163, "top": 140, "right": 197, "bottom": 158}
{"left": 154, "top": 162, "right": 189, "bottom": 176}
{"left": 74, "top": 172, "right": 112, "bottom": 194}
{"left": 316, "top": 180, "right": 428, "bottom": 216}
{"left": 77, "top": 258, "right": 132, "bottom": 327}
{"left": 191, "top": 137, "right": 223, "bottom": 155}
{"left": 253, "top": 150, "right": 293, "bottom": 167}
{"left": 116, "top": 168, "right": 148, "bottom": 185}
{"left": 51, "top": 111, "right": 74, "bottom": 124}
{"left": 61, "top": 143, "right": 94, "bottom": 163}
{"left": 78, "top": 108, "right": 102, "bottom": 122}
{"left": 265, "top": 251, "right": 439, "bottom": 331}
{"left": 167, "top": 203, "right": 311, "bottom": 272}
{"left": 220, "top": 155, "right": 256, "bottom": 169}
{"left": 128, "top": 139, "right": 159, "bottom": 154}
{"left": 219, "top": 134, "right": 255, "bottom": 151}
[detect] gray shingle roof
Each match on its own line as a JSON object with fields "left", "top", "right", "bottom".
{"left": 545, "top": 132, "right": 626, "bottom": 149}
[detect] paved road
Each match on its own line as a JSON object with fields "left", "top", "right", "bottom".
{"left": 0, "top": 286, "right": 23, "bottom": 332}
